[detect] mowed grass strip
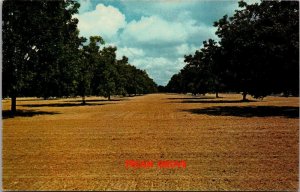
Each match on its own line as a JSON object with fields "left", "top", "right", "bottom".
{"left": 2, "top": 94, "right": 299, "bottom": 190}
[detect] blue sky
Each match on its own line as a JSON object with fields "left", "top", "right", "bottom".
{"left": 75, "top": 0, "right": 259, "bottom": 85}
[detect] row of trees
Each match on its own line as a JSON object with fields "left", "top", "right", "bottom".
{"left": 79, "top": 38, "right": 157, "bottom": 104}
{"left": 3, "top": 0, "right": 157, "bottom": 115}
{"left": 166, "top": 0, "right": 299, "bottom": 100}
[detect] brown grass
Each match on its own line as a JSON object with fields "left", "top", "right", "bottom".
{"left": 2, "top": 93, "right": 299, "bottom": 190}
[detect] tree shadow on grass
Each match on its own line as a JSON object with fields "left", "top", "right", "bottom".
{"left": 20, "top": 103, "right": 109, "bottom": 108}
{"left": 181, "top": 100, "right": 257, "bottom": 104}
{"left": 18, "top": 98, "right": 60, "bottom": 101}
{"left": 168, "top": 97, "right": 217, "bottom": 100}
{"left": 2, "top": 110, "right": 60, "bottom": 119}
{"left": 65, "top": 99, "right": 121, "bottom": 103}
{"left": 183, "top": 106, "right": 299, "bottom": 118}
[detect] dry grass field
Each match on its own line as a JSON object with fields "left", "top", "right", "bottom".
{"left": 2, "top": 93, "right": 299, "bottom": 190}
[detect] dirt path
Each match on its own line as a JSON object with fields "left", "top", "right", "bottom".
{"left": 2, "top": 94, "right": 299, "bottom": 190}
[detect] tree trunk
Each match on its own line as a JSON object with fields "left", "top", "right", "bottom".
{"left": 43, "top": 93, "right": 48, "bottom": 100}
{"left": 242, "top": 92, "right": 247, "bottom": 101}
{"left": 108, "top": 94, "right": 111, "bottom": 101}
{"left": 11, "top": 96, "right": 16, "bottom": 116}
{"left": 82, "top": 95, "right": 86, "bottom": 105}
{"left": 215, "top": 84, "right": 220, "bottom": 98}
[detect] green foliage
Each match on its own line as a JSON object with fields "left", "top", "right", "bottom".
{"left": 167, "top": 39, "right": 223, "bottom": 96}
{"left": 94, "top": 47, "right": 157, "bottom": 99}
{"left": 96, "top": 46, "right": 118, "bottom": 100}
{"left": 167, "top": 0, "right": 299, "bottom": 99}
{"left": 214, "top": 0, "right": 299, "bottom": 98}
{"left": 3, "top": 0, "right": 157, "bottom": 111}
{"left": 79, "top": 36, "right": 105, "bottom": 103}
{"left": 3, "top": 0, "right": 83, "bottom": 100}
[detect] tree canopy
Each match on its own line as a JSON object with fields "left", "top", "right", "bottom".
{"left": 166, "top": 0, "right": 299, "bottom": 100}
{"left": 2, "top": 0, "right": 157, "bottom": 115}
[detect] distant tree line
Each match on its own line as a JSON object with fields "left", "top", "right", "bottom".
{"left": 166, "top": 1, "right": 299, "bottom": 100}
{"left": 2, "top": 0, "right": 157, "bottom": 115}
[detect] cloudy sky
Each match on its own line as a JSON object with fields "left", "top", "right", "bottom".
{"left": 74, "top": 0, "right": 258, "bottom": 85}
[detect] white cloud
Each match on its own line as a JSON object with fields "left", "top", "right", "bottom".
{"left": 120, "top": 15, "right": 216, "bottom": 47}
{"left": 121, "top": 0, "right": 199, "bottom": 21}
{"left": 78, "top": 0, "right": 92, "bottom": 13}
{"left": 131, "top": 57, "right": 186, "bottom": 85}
{"left": 176, "top": 43, "right": 198, "bottom": 56}
{"left": 74, "top": 2, "right": 226, "bottom": 85}
{"left": 121, "top": 16, "right": 187, "bottom": 44}
{"left": 116, "top": 47, "right": 145, "bottom": 60}
{"left": 74, "top": 4, "right": 126, "bottom": 40}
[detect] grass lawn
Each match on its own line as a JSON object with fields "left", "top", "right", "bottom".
{"left": 2, "top": 93, "right": 299, "bottom": 190}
